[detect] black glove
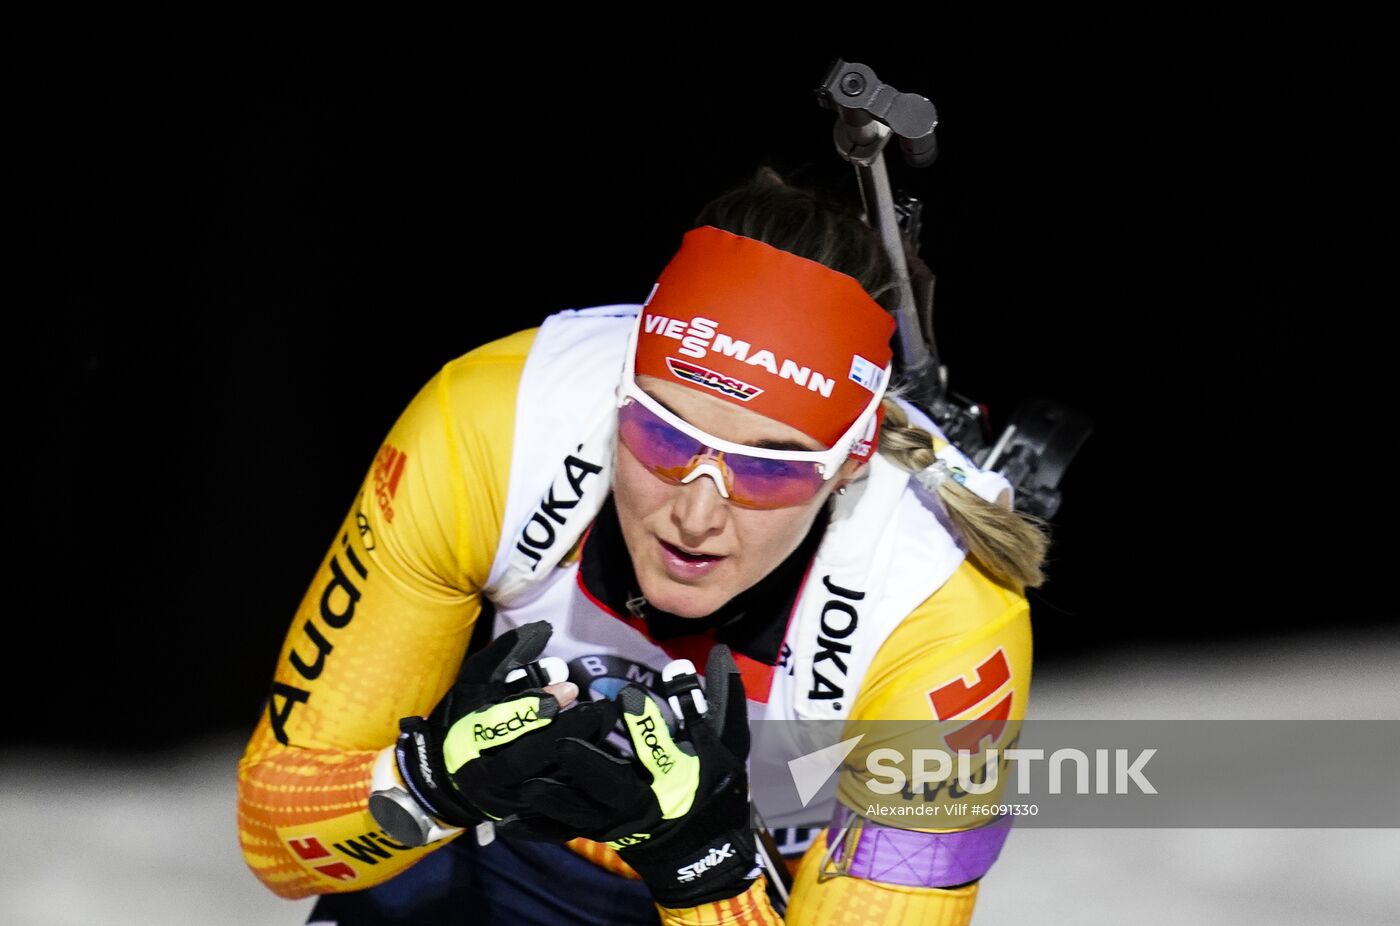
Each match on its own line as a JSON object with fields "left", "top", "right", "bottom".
{"left": 521, "top": 645, "right": 760, "bottom": 907}
{"left": 386, "top": 620, "right": 619, "bottom": 844}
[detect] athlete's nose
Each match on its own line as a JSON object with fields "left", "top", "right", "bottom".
{"left": 672, "top": 454, "right": 728, "bottom": 540}
{"left": 678, "top": 451, "right": 730, "bottom": 500}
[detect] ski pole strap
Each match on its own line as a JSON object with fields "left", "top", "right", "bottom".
{"left": 820, "top": 804, "right": 1013, "bottom": 888}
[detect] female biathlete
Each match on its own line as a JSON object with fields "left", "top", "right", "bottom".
{"left": 237, "top": 168, "right": 1050, "bottom": 925}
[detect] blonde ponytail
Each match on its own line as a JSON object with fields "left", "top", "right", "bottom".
{"left": 877, "top": 398, "right": 1051, "bottom": 595}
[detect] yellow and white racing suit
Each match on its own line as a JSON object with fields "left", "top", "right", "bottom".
{"left": 238, "top": 306, "right": 1033, "bottom": 925}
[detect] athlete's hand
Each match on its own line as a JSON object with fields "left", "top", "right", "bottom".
{"left": 522, "top": 645, "right": 761, "bottom": 907}
{"left": 388, "top": 620, "right": 619, "bottom": 843}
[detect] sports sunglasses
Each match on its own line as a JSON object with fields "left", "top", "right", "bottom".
{"left": 615, "top": 310, "right": 888, "bottom": 510}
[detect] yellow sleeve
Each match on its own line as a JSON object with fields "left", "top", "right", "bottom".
{"left": 236, "top": 328, "right": 537, "bottom": 898}
{"left": 655, "top": 877, "right": 784, "bottom": 925}
{"left": 784, "top": 557, "right": 1033, "bottom": 926}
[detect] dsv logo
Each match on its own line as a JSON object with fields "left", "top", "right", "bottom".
{"left": 473, "top": 707, "right": 541, "bottom": 742}
{"left": 632, "top": 715, "right": 675, "bottom": 773}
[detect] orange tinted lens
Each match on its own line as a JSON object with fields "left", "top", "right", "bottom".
{"left": 722, "top": 451, "right": 826, "bottom": 509}
{"left": 617, "top": 400, "right": 825, "bottom": 509}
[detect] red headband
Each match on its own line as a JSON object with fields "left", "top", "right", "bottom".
{"left": 635, "top": 225, "right": 895, "bottom": 447}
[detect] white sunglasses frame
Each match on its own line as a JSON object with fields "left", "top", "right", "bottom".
{"left": 614, "top": 309, "right": 890, "bottom": 484}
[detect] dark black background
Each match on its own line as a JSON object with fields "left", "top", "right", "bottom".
{"left": 11, "top": 41, "right": 1366, "bottom": 751}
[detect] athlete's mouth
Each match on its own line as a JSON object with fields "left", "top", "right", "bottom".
{"left": 659, "top": 539, "right": 725, "bottom": 561}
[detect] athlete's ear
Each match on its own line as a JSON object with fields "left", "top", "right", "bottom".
{"left": 835, "top": 458, "right": 868, "bottom": 488}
